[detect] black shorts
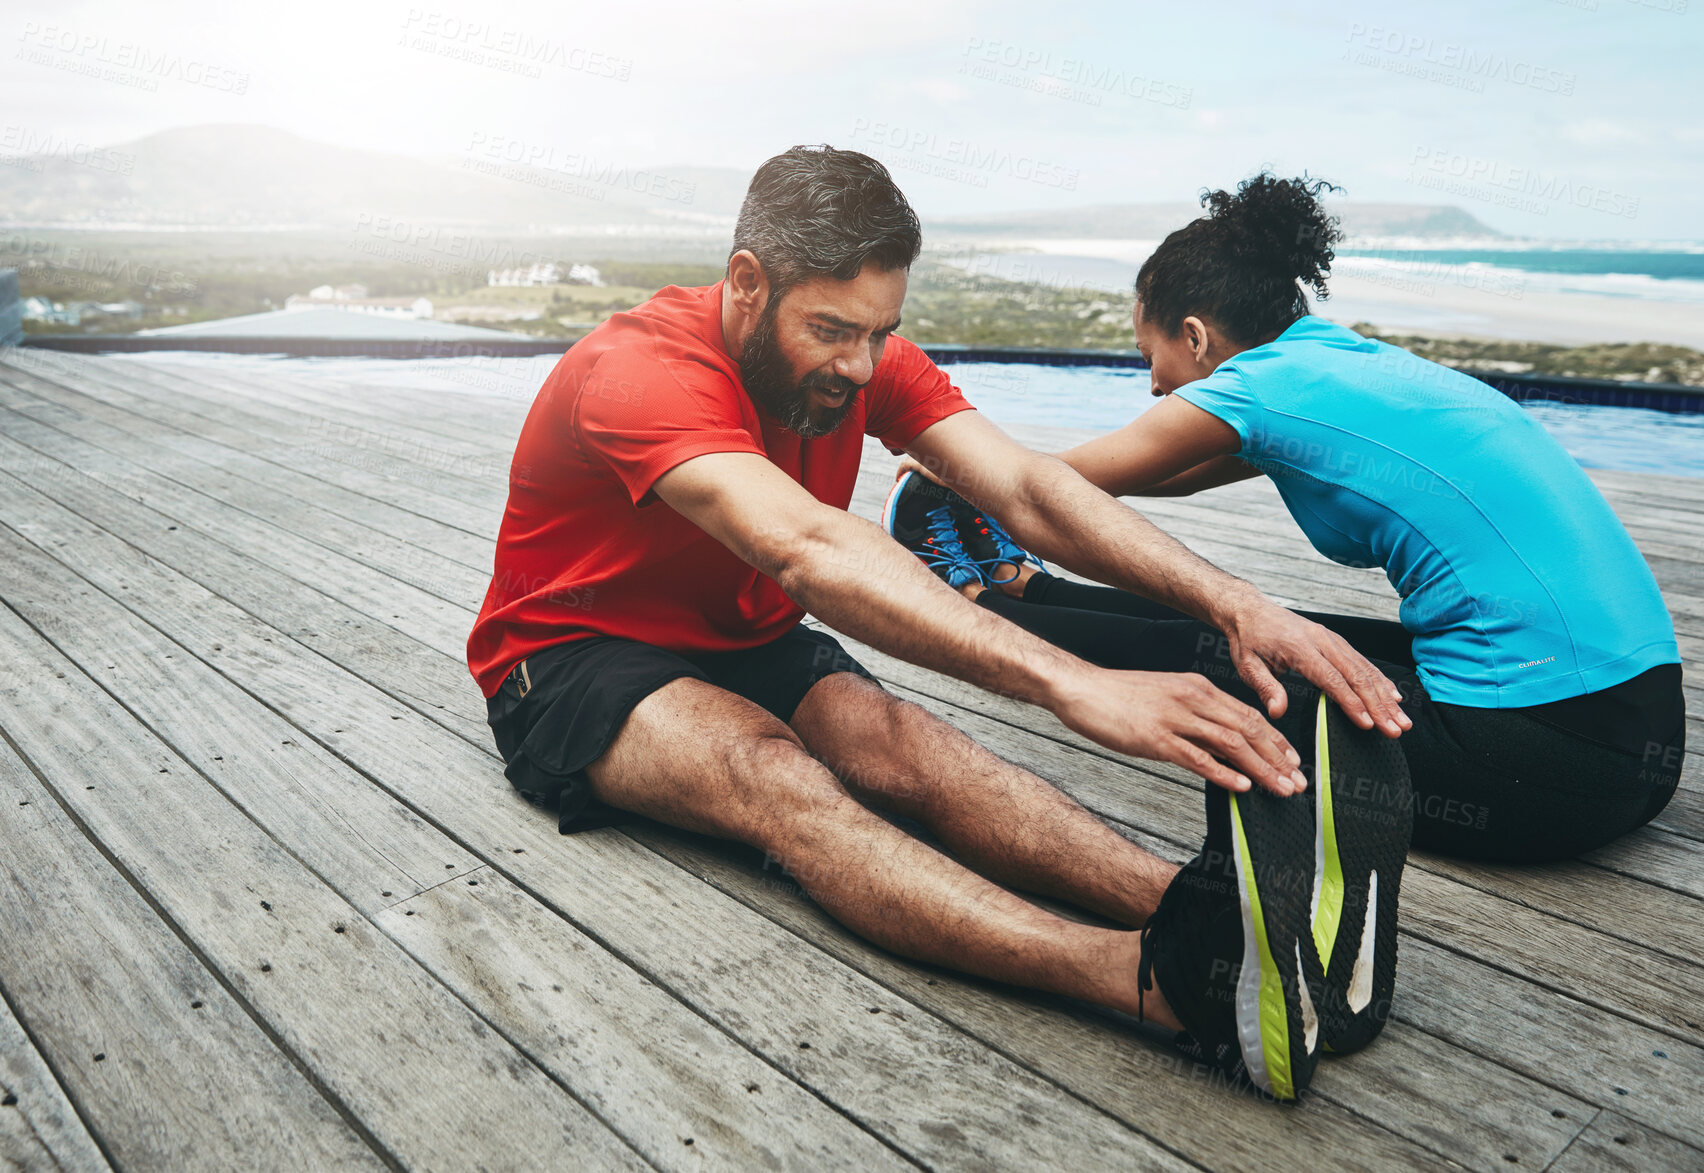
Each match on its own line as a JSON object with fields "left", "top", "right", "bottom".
{"left": 486, "top": 625, "right": 877, "bottom": 833}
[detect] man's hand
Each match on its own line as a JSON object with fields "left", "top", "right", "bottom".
{"left": 1219, "top": 590, "right": 1412, "bottom": 737}
{"left": 894, "top": 453, "right": 944, "bottom": 487}
{"left": 1051, "top": 666, "right": 1308, "bottom": 796}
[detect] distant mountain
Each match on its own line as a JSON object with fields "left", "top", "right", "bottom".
{"left": 0, "top": 124, "right": 747, "bottom": 230}
{"left": 929, "top": 201, "right": 1504, "bottom": 242}
{"left": 0, "top": 124, "right": 1502, "bottom": 242}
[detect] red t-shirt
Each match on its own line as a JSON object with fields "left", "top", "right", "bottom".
{"left": 466, "top": 280, "right": 974, "bottom": 698}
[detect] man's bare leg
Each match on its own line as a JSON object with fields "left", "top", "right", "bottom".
{"left": 789, "top": 672, "right": 1177, "bottom": 928}
{"left": 586, "top": 675, "right": 1182, "bottom": 1029}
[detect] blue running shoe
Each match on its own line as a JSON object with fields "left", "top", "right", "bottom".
{"left": 882, "top": 469, "right": 988, "bottom": 588}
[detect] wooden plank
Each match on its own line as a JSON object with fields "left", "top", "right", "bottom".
{"left": 0, "top": 422, "right": 1518, "bottom": 1167}
{"left": 1548, "top": 1111, "right": 1704, "bottom": 1172}
{"left": 1584, "top": 826, "right": 1704, "bottom": 902}
{"left": 16, "top": 378, "right": 1608, "bottom": 1166}
{"left": 0, "top": 395, "right": 477, "bottom": 659}
{"left": 66, "top": 353, "right": 509, "bottom": 469}
{"left": 1397, "top": 939, "right": 1704, "bottom": 1153}
{"left": 0, "top": 370, "right": 492, "bottom": 609}
{"left": 20, "top": 366, "right": 1697, "bottom": 1036}
{"left": 0, "top": 502, "right": 481, "bottom": 914}
{"left": 847, "top": 667, "right": 1704, "bottom": 1052}
{"left": 134, "top": 355, "right": 533, "bottom": 452}
{"left": 46, "top": 361, "right": 1704, "bottom": 947}
{"left": 828, "top": 625, "right": 1704, "bottom": 966}
{"left": 0, "top": 607, "right": 646, "bottom": 1173}
{"left": 169, "top": 646, "right": 1196, "bottom": 1171}
{"left": 13, "top": 357, "right": 508, "bottom": 507}
{"left": 0, "top": 474, "right": 944, "bottom": 1172}
{"left": 17, "top": 361, "right": 499, "bottom": 570}
{"left": 0, "top": 356, "right": 502, "bottom": 538}
{"left": 42, "top": 354, "right": 515, "bottom": 498}
{"left": 0, "top": 415, "right": 1190, "bottom": 1171}
{"left": 0, "top": 990, "right": 111, "bottom": 1173}
{"left": 0, "top": 740, "right": 383, "bottom": 1172}
{"left": 6, "top": 352, "right": 1697, "bottom": 1166}
{"left": 0, "top": 428, "right": 493, "bottom": 753}
{"left": 374, "top": 868, "right": 913, "bottom": 1172}
{"left": 632, "top": 824, "right": 1581, "bottom": 1172}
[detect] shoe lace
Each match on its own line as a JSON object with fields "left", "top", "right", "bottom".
{"left": 921, "top": 506, "right": 985, "bottom": 584}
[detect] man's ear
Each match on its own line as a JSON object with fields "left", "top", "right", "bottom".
{"left": 726, "top": 250, "right": 770, "bottom": 318}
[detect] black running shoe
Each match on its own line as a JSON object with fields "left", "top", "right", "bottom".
{"left": 1138, "top": 782, "right": 1323, "bottom": 1102}
{"left": 1306, "top": 693, "right": 1414, "bottom": 1054}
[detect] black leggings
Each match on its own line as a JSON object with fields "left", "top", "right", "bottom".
{"left": 981, "top": 573, "right": 1686, "bottom": 864}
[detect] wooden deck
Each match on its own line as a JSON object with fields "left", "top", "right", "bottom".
{"left": 0, "top": 346, "right": 1698, "bottom": 1172}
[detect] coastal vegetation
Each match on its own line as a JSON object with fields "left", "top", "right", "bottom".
{"left": 6, "top": 233, "right": 1699, "bottom": 386}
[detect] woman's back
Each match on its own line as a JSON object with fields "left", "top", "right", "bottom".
{"left": 1172, "top": 315, "right": 1679, "bottom": 707}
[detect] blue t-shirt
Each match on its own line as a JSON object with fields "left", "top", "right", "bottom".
{"left": 1172, "top": 315, "right": 1679, "bottom": 708}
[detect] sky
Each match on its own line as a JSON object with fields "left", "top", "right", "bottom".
{"left": 5, "top": 0, "right": 1701, "bottom": 239}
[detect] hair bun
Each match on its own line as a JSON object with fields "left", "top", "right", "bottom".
{"left": 1201, "top": 173, "right": 1341, "bottom": 296}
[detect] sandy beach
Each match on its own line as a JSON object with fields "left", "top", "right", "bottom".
{"left": 946, "top": 238, "right": 1704, "bottom": 350}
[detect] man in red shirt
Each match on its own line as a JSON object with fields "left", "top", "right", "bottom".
{"left": 469, "top": 146, "right": 1414, "bottom": 1100}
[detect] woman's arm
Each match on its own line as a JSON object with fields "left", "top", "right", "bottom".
{"left": 1055, "top": 395, "right": 1245, "bottom": 496}
{"left": 1135, "top": 454, "right": 1263, "bottom": 496}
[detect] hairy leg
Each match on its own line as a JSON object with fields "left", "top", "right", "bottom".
{"left": 788, "top": 672, "right": 1179, "bottom": 928}
{"left": 585, "top": 675, "right": 1180, "bottom": 1028}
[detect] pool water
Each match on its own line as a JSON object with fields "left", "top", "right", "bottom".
{"left": 117, "top": 351, "right": 1704, "bottom": 478}
{"left": 944, "top": 362, "right": 1704, "bottom": 478}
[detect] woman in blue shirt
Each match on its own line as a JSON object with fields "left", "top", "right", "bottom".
{"left": 896, "top": 174, "right": 1685, "bottom": 863}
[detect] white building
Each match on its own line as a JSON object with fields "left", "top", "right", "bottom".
{"left": 284, "top": 293, "right": 433, "bottom": 319}
{"left": 486, "top": 262, "right": 603, "bottom": 287}
{"left": 487, "top": 262, "right": 561, "bottom": 287}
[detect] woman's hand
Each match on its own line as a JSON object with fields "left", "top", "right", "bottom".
{"left": 1218, "top": 590, "right": 1412, "bottom": 737}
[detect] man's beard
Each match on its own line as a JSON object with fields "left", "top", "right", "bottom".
{"left": 738, "top": 298, "right": 863, "bottom": 439}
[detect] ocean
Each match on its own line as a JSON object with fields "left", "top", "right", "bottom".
{"left": 940, "top": 244, "right": 1704, "bottom": 304}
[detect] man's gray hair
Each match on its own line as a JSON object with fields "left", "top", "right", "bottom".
{"left": 730, "top": 145, "right": 922, "bottom": 299}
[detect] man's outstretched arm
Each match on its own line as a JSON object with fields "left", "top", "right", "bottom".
{"left": 904, "top": 410, "right": 1411, "bottom": 736}
{"left": 652, "top": 451, "right": 1308, "bottom": 796}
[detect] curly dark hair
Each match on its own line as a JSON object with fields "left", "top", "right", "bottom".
{"left": 731, "top": 145, "right": 922, "bottom": 301}
{"left": 1135, "top": 172, "right": 1343, "bottom": 345}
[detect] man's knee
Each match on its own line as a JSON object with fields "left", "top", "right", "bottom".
{"left": 723, "top": 732, "right": 854, "bottom": 827}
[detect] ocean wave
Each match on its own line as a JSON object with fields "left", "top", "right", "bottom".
{"left": 1332, "top": 255, "right": 1704, "bottom": 305}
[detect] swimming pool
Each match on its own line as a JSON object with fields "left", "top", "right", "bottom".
{"left": 943, "top": 361, "right": 1704, "bottom": 478}
{"left": 115, "top": 351, "right": 1704, "bottom": 478}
